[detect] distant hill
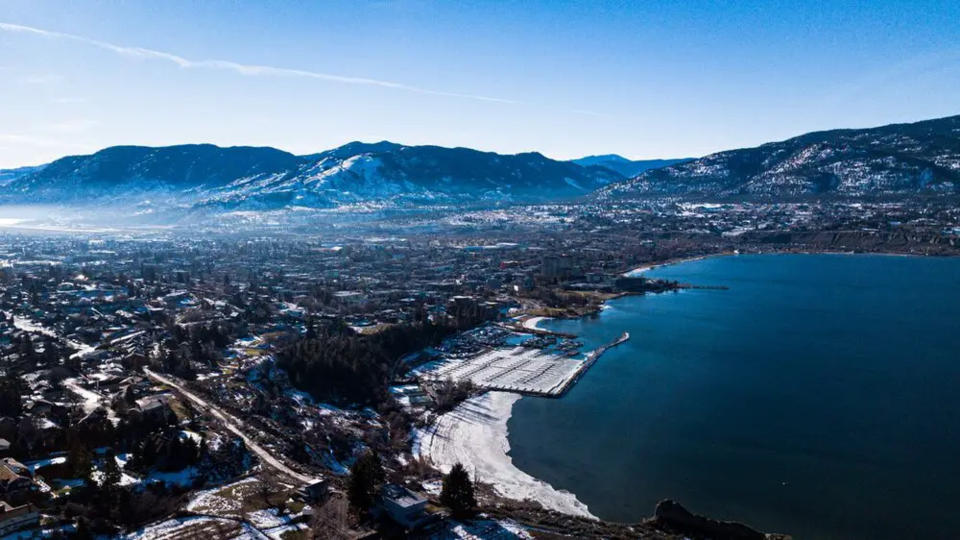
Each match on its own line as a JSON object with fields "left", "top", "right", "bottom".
{"left": 598, "top": 115, "right": 960, "bottom": 199}
{"left": 0, "top": 165, "right": 45, "bottom": 187}
{"left": 571, "top": 155, "right": 691, "bottom": 177}
{"left": 2, "top": 142, "right": 625, "bottom": 211}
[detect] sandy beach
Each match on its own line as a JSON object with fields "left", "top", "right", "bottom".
{"left": 413, "top": 391, "right": 595, "bottom": 519}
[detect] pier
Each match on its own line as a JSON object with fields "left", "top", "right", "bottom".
{"left": 553, "top": 331, "right": 630, "bottom": 397}
{"left": 420, "top": 331, "right": 630, "bottom": 398}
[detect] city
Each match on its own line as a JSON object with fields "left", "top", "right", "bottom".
{"left": 0, "top": 194, "right": 955, "bottom": 537}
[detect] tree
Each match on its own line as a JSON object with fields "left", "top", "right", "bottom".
{"left": 441, "top": 462, "right": 476, "bottom": 520}
{"left": 67, "top": 442, "right": 94, "bottom": 479}
{"left": 311, "top": 496, "right": 350, "bottom": 539}
{"left": 347, "top": 450, "right": 384, "bottom": 514}
{"left": 19, "top": 335, "right": 36, "bottom": 365}
{"left": 101, "top": 450, "right": 121, "bottom": 494}
{"left": 42, "top": 342, "right": 60, "bottom": 368}
{"left": 0, "top": 376, "right": 24, "bottom": 417}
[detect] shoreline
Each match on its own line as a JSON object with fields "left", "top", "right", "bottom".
{"left": 412, "top": 391, "right": 595, "bottom": 519}
{"left": 624, "top": 251, "right": 736, "bottom": 277}
{"left": 624, "top": 248, "right": 959, "bottom": 278}
{"left": 521, "top": 316, "right": 550, "bottom": 331}
{"left": 430, "top": 251, "right": 953, "bottom": 521}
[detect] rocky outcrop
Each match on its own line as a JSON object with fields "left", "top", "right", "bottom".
{"left": 653, "top": 499, "right": 771, "bottom": 540}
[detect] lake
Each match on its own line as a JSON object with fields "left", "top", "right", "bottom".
{"left": 507, "top": 254, "right": 960, "bottom": 540}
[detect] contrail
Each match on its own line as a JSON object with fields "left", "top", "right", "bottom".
{"left": 0, "top": 22, "right": 521, "bottom": 105}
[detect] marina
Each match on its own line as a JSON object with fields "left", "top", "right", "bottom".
{"left": 419, "top": 330, "right": 630, "bottom": 397}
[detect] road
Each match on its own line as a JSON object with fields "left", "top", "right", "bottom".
{"left": 144, "top": 368, "right": 318, "bottom": 485}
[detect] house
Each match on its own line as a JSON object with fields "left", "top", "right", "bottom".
{"left": 0, "top": 460, "right": 33, "bottom": 499}
{"left": 135, "top": 394, "right": 171, "bottom": 420}
{"left": 377, "top": 484, "right": 435, "bottom": 530}
{"left": 294, "top": 479, "right": 329, "bottom": 502}
{"left": 1, "top": 459, "right": 30, "bottom": 479}
{"left": 333, "top": 291, "right": 366, "bottom": 307}
{"left": 0, "top": 501, "right": 39, "bottom": 536}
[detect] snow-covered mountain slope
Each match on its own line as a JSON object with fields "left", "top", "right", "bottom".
{"left": 1, "top": 142, "right": 624, "bottom": 211}
{"left": 0, "top": 164, "right": 45, "bottom": 187}
{"left": 597, "top": 115, "right": 960, "bottom": 199}
{"left": 571, "top": 155, "right": 691, "bottom": 177}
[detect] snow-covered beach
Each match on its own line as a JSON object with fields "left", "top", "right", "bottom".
{"left": 624, "top": 252, "right": 734, "bottom": 277}
{"left": 521, "top": 316, "right": 549, "bottom": 330}
{"left": 413, "top": 391, "right": 595, "bottom": 519}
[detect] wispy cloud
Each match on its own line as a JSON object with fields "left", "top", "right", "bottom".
{"left": 0, "top": 22, "right": 521, "bottom": 105}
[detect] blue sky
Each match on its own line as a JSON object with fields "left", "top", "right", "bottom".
{"left": 1, "top": 0, "right": 958, "bottom": 168}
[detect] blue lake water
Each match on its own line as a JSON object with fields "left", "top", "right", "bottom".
{"left": 507, "top": 254, "right": 960, "bottom": 540}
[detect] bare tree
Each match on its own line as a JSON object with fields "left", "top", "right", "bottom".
{"left": 310, "top": 496, "right": 351, "bottom": 540}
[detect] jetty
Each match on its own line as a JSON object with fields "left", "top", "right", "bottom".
{"left": 553, "top": 331, "right": 630, "bottom": 397}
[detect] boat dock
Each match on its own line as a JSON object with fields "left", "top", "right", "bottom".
{"left": 420, "top": 331, "right": 630, "bottom": 398}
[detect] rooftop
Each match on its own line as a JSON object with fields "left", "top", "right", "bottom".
{"left": 381, "top": 484, "right": 426, "bottom": 509}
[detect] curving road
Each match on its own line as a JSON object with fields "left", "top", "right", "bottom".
{"left": 144, "top": 368, "right": 317, "bottom": 485}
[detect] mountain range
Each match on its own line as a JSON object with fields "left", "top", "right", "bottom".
{"left": 570, "top": 155, "right": 692, "bottom": 177}
{"left": 599, "top": 115, "right": 960, "bottom": 199}
{"left": 1, "top": 115, "right": 957, "bottom": 219}
{"left": 0, "top": 142, "right": 624, "bottom": 212}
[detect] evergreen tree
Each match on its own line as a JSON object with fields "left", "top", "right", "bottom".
{"left": 67, "top": 442, "right": 94, "bottom": 479}
{"left": 19, "top": 335, "right": 36, "bottom": 365}
{"left": 0, "top": 376, "right": 24, "bottom": 417}
{"left": 42, "top": 342, "right": 60, "bottom": 368}
{"left": 347, "top": 449, "right": 385, "bottom": 513}
{"left": 441, "top": 462, "right": 476, "bottom": 520}
{"left": 101, "top": 450, "right": 122, "bottom": 494}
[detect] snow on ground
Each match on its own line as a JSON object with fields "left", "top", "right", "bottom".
{"left": 145, "top": 466, "right": 199, "bottom": 487}
{"left": 123, "top": 516, "right": 266, "bottom": 540}
{"left": 521, "top": 316, "right": 548, "bottom": 330}
{"left": 10, "top": 315, "right": 97, "bottom": 359}
{"left": 624, "top": 265, "right": 653, "bottom": 276}
{"left": 0, "top": 525, "right": 77, "bottom": 539}
{"left": 187, "top": 477, "right": 259, "bottom": 516}
{"left": 25, "top": 456, "right": 65, "bottom": 473}
{"left": 180, "top": 430, "right": 203, "bottom": 443}
{"left": 88, "top": 454, "right": 141, "bottom": 487}
{"left": 63, "top": 378, "right": 104, "bottom": 413}
{"left": 246, "top": 508, "right": 291, "bottom": 529}
{"left": 90, "top": 468, "right": 140, "bottom": 488}
{"left": 413, "top": 391, "right": 595, "bottom": 519}
{"left": 264, "top": 523, "right": 308, "bottom": 539}
{"left": 425, "top": 518, "right": 534, "bottom": 539}
{"left": 421, "top": 479, "right": 442, "bottom": 496}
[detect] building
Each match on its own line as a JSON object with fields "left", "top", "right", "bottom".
{"left": 0, "top": 501, "right": 40, "bottom": 536}
{"left": 135, "top": 394, "right": 171, "bottom": 421}
{"left": 294, "top": 479, "right": 330, "bottom": 502}
{"left": 377, "top": 484, "right": 435, "bottom": 530}
{"left": 541, "top": 255, "right": 573, "bottom": 280}
{"left": 333, "top": 291, "right": 366, "bottom": 307}
{"left": 0, "top": 460, "right": 33, "bottom": 499}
